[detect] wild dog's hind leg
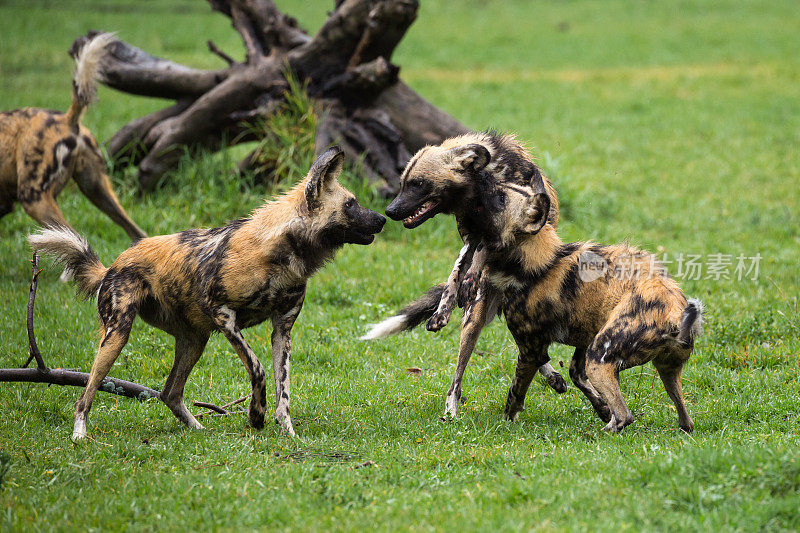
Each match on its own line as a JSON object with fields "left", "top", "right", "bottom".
{"left": 270, "top": 294, "right": 304, "bottom": 437}
{"left": 443, "top": 280, "right": 500, "bottom": 419}
{"left": 569, "top": 347, "right": 611, "bottom": 422}
{"left": 503, "top": 342, "right": 549, "bottom": 421}
{"left": 74, "top": 157, "right": 146, "bottom": 241}
{"left": 654, "top": 355, "right": 694, "bottom": 433}
{"left": 214, "top": 307, "right": 268, "bottom": 430}
{"left": 73, "top": 303, "right": 137, "bottom": 440}
{"left": 160, "top": 332, "right": 209, "bottom": 430}
{"left": 585, "top": 354, "right": 633, "bottom": 433}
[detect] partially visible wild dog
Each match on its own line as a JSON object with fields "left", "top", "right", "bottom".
{"left": 1, "top": 33, "right": 145, "bottom": 240}
{"left": 362, "top": 133, "right": 567, "bottom": 419}
{"left": 470, "top": 167, "right": 703, "bottom": 432}
{"left": 30, "top": 147, "right": 385, "bottom": 439}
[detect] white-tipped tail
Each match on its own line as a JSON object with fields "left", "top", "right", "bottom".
{"left": 360, "top": 314, "right": 409, "bottom": 340}
{"left": 29, "top": 226, "right": 106, "bottom": 299}
{"left": 687, "top": 298, "right": 704, "bottom": 337}
{"left": 65, "top": 31, "right": 117, "bottom": 129}
{"left": 678, "top": 298, "right": 704, "bottom": 346}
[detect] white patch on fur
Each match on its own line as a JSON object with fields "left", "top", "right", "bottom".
{"left": 55, "top": 142, "right": 70, "bottom": 173}
{"left": 219, "top": 305, "right": 238, "bottom": 334}
{"left": 538, "top": 363, "right": 557, "bottom": 379}
{"left": 360, "top": 314, "right": 408, "bottom": 340}
{"left": 687, "top": 298, "right": 705, "bottom": 337}
{"left": 73, "top": 32, "right": 116, "bottom": 106}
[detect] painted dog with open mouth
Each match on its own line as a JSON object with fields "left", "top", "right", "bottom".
{"left": 366, "top": 133, "right": 702, "bottom": 432}
{"left": 362, "top": 133, "right": 568, "bottom": 419}
{"left": 31, "top": 146, "right": 385, "bottom": 439}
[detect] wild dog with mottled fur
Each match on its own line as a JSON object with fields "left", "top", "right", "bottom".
{"left": 362, "top": 133, "right": 568, "bottom": 419}
{"left": 368, "top": 133, "right": 703, "bottom": 432}
{"left": 470, "top": 165, "right": 703, "bottom": 432}
{"left": 1, "top": 33, "right": 145, "bottom": 240}
{"left": 30, "top": 147, "right": 385, "bottom": 440}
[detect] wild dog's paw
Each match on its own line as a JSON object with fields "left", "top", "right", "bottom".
{"left": 426, "top": 311, "right": 450, "bottom": 332}
{"left": 546, "top": 371, "right": 569, "bottom": 394}
{"left": 457, "top": 273, "right": 478, "bottom": 307}
{"left": 441, "top": 394, "right": 464, "bottom": 421}
{"left": 71, "top": 418, "right": 87, "bottom": 441}
{"left": 602, "top": 413, "right": 633, "bottom": 433}
{"left": 502, "top": 390, "right": 525, "bottom": 421}
{"left": 275, "top": 416, "right": 297, "bottom": 437}
{"left": 595, "top": 404, "right": 613, "bottom": 424}
{"left": 249, "top": 409, "right": 266, "bottom": 430}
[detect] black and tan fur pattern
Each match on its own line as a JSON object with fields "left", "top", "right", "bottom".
{"left": 371, "top": 133, "right": 703, "bottom": 432}
{"left": 30, "top": 147, "right": 385, "bottom": 439}
{"left": 1, "top": 33, "right": 145, "bottom": 240}
{"left": 362, "top": 133, "right": 567, "bottom": 419}
{"left": 476, "top": 171, "right": 703, "bottom": 432}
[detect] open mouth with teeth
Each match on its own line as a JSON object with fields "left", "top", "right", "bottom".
{"left": 403, "top": 199, "right": 441, "bottom": 228}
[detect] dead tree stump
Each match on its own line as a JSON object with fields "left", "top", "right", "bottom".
{"left": 71, "top": 0, "right": 469, "bottom": 193}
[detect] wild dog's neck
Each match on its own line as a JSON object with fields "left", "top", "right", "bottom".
{"left": 515, "top": 226, "right": 564, "bottom": 272}
{"left": 485, "top": 225, "right": 564, "bottom": 281}
{"left": 239, "top": 186, "right": 336, "bottom": 273}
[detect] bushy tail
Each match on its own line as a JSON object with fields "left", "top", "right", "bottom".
{"left": 65, "top": 32, "right": 116, "bottom": 129}
{"left": 28, "top": 226, "right": 107, "bottom": 299}
{"left": 678, "top": 298, "right": 704, "bottom": 347}
{"left": 360, "top": 284, "right": 446, "bottom": 340}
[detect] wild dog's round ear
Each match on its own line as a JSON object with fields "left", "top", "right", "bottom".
{"left": 306, "top": 145, "right": 345, "bottom": 210}
{"left": 449, "top": 143, "right": 491, "bottom": 172}
{"left": 522, "top": 167, "right": 551, "bottom": 234}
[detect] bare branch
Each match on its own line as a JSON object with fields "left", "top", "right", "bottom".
{"left": 24, "top": 254, "right": 46, "bottom": 370}
{"left": 107, "top": 101, "right": 193, "bottom": 164}
{"left": 348, "top": 0, "right": 418, "bottom": 67}
{"left": 231, "top": 5, "right": 266, "bottom": 62}
{"left": 0, "top": 368, "right": 160, "bottom": 401}
{"left": 207, "top": 40, "right": 236, "bottom": 65}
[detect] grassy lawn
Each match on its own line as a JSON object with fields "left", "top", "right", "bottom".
{"left": 1, "top": 0, "right": 799, "bottom": 530}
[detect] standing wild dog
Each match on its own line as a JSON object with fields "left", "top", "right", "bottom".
{"left": 362, "top": 133, "right": 568, "bottom": 419}
{"left": 368, "top": 133, "right": 703, "bottom": 432}
{"left": 469, "top": 164, "right": 703, "bottom": 432}
{"left": 30, "top": 147, "right": 385, "bottom": 439}
{"left": 1, "top": 33, "right": 146, "bottom": 240}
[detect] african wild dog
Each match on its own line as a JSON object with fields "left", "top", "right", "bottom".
{"left": 1, "top": 33, "right": 145, "bottom": 240}
{"left": 369, "top": 134, "right": 703, "bottom": 432}
{"left": 361, "top": 133, "right": 568, "bottom": 419}
{"left": 30, "top": 146, "right": 385, "bottom": 440}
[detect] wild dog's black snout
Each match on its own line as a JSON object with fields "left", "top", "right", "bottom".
{"left": 385, "top": 195, "right": 405, "bottom": 220}
{"left": 373, "top": 211, "right": 387, "bottom": 230}
{"left": 343, "top": 201, "right": 386, "bottom": 245}
{"left": 359, "top": 207, "right": 386, "bottom": 233}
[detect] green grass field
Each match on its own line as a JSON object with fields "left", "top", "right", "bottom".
{"left": 1, "top": 0, "right": 799, "bottom": 530}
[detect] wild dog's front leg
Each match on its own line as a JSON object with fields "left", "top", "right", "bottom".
{"left": 457, "top": 243, "right": 486, "bottom": 307}
{"left": 270, "top": 297, "right": 304, "bottom": 437}
{"left": 427, "top": 242, "right": 475, "bottom": 332}
{"left": 443, "top": 280, "right": 501, "bottom": 419}
{"left": 215, "top": 307, "right": 268, "bottom": 430}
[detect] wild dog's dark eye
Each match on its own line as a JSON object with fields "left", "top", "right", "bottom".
{"left": 408, "top": 178, "right": 423, "bottom": 188}
{"left": 345, "top": 198, "right": 356, "bottom": 209}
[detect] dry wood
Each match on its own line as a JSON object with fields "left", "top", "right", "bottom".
{"left": 72, "top": 0, "right": 469, "bottom": 193}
